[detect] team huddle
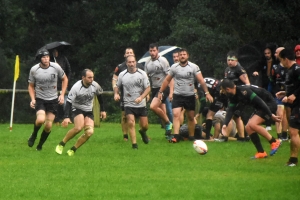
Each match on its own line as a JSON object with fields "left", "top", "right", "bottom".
{"left": 27, "top": 44, "right": 300, "bottom": 167}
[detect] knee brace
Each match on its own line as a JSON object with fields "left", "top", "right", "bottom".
{"left": 84, "top": 126, "right": 94, "bottom": 137}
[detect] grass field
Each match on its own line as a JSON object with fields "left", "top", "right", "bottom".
{"left": 0, "top": 123, "right": 299, "bottom": 200}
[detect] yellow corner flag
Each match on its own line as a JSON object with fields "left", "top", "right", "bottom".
{"left": 14, "top": 55, "right": 20, "bottom": 81}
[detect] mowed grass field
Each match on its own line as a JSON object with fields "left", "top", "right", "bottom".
{"left": 0, "top": 123, "right": 299, "bottom": 200}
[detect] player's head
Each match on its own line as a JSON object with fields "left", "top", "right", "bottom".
{"left": 124, "top": 48, "right": 134, "bottom": 58}
{"left": 36, "top": 49, "right": 50, "bottom": 65}
{"left": 173, "top": 51, "right": 179, "bottom": 63}
{"left": 126, "top": 55, "right": 137, "bottom": 71}
{"left": 82, "top": 69, "right": 94, "bottom": 86}
{"left": 264, "top": 47, "right": 272, "bottom": 60}
{"left": 227, "top": 51, "right": 238, "bottom": 67}
{"left": 274, "top": 47, "right": 284, "bottom": 60}
{"left": 220, "top": 79, "right": 236, "bottom": 97}
{"left": 178, "top": 48, "right": 189, "bottom": 64}
{"left": 149, "top": 43, "right": 159, "bottom": 59}
{"left": 279, "top": 48, "right": 296, "bottom": 68}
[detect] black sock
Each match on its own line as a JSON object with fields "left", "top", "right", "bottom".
{"left": 289, "top": 157, "right": 298, "bottom": 163}
{"left": 33, "top": 123, "right": 42, "bottom": 136}
{"left": 268, "top": 137, "right": 276, "bottom": 144}
{"left": 70, "top": 146, "right": 77, "bottom": 152}
{"left": 37, "top": 130, "right": 50, "bottom": 147}
{"left": 59, "top": 141, "right": 66, "bottom": 147}
{"left": 277, "top": 133, "right": 282, "bottom": 139}
{"left": 249, "top": 133, "right": 264, "bottom": 153}
{"left": 282, "top": 131, "right": 288, "bottom": 138}
{"left": 205, "top": 119, "right": 212, "bottom": 139}
{"left": 123, "top": 134, "right": 128, "bottom": 139}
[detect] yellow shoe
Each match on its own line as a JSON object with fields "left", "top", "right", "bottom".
{"left": 55, "top": 144, "right": 64, "bottom": 155}
{"left": 67, "top": 149, "right": 74, "bottom": 156}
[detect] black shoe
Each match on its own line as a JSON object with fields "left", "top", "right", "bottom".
{"left": 237, "top": 137, "right": 246, "bottom": 142}
{"left": 36, "top": 145, "right": 42, "bottom": 151}
{"left": 28, "top": 133, "right": 37, "bottom": 147}
{"left": 188, "top": 136, "right": 195, "bottom": 141}
{"left": 132, "top": 143, "right": 138, "bottom": 149}
{"left": 245, "top": 136, "right": 251, "bottom": 142}
{"left": 139, "top": 130, "right": 149, "bottom": 144}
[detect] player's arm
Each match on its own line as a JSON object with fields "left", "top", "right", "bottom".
{"left": 158, "top": 74, "right": 172, "bottom": 100}
{"left": 61, "top": 100, "right": 72, "bottom": 127}
{"left": 196, "top": 73, "right": 213, "bottom": 103}
{"left": 112, "top": 74, "right": 118, "bottom": 90}
{"left": 239, "top": 73, "right": 250, "bottom": 85}
{"left": 58, "top": 74, "right": 68, "bottom": 105}
{"left": 97, "top": 94, "right": 107, "bottom": 119}
{"left": 28, "top": 82, "right": 36, "bottom": 108}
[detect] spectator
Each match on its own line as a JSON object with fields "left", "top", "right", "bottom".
{"left": 294, "top": 45, "right": 300, "bottom": 65}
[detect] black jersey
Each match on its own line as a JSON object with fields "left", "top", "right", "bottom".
{"left": 197, "top": 77, "right": 221, "bottom": 98}
{"left": 114, "top": 62, "right": 144, "bottom": 76}
{"left": 224, "top": 63, "right": 247, "bottom": 86}
{"left": 271, "top": 64, "right": 286, "bottom": 93}
{"left": 285, "top": 63, "right": 300, "bottom": 107}
{"left": 224, "top": 85, "right": 275, "bottom": 126}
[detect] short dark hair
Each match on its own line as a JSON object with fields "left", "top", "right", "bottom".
{"left": 178, "top": 48, "right": 189, "bottom": 55}
{"left": 149, "top": 43, "right": 158, "bottom": 49}
{"left": 82, "top": 69, "right": 92, "bottom": 77}
{"left": 279, "top": 48, "right": 295, "bottom": 60}
{"left": 220, "top": 79, "right": 235, "bottom": 89}
{"left": 125, "top": 55, "right": 136, "bottom": 62}
{"left": 125, "top": 47, "right": 133, "bottom": 54}
{"left": 227, "top": 50, "right": 238, "bottom": 59}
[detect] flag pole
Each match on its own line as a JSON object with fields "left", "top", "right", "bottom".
{"left": 10, "top": 55, "right": 20, "bottom": 132}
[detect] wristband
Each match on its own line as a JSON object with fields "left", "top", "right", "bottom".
{"left": 205, "top": 91, "right": 209, "bottom": 95}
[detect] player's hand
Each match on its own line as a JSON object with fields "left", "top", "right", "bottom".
{"left": 271, "top": 114, "right": 281, "bottom": 122}
{"left": 206, "top": 93, "right": 213, "bottom": 103}
{"left": 252, "top": 71, "right": 259, "bottom": 76}
{"left": 146, "top": 94, "right": 150, "bottom": 102}
{"left": 100, "top": 111, "right": 107, "bottom": 120}
{"left": 221, "top": 125, "right": 227, "bottom": 137}
{"left": 157, "top": 93, "right": 163, "bottom": 102}
{"left": 114, "top": 94, "right": 120, "bottom": 101}
{"left": 61, "top": 118, "right": 71, "bottom": 128}
{"left": 287, "top": 94, "right": 296, "bottom": 104}
{"left": 275, "top": 91, "right": 285, "bottom": 99}
{"left": 282, "top": 96, "right": 288, "bottom": 103}
{"left": 135, "top": 96, "right": 143, "bottom": 104}
{"left": 169, "top": 93, "right": 173, "bottom": 101}
{"left": 58, "top": 95, "right": 64, "bottom": 105}
{"left": 30, "top": 100, "right": 36, "bottom": 109}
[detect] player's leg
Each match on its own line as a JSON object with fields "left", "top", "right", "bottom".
{"left": 28, "top": 109, "right": 46, "bottom": 147}
{"left": 139, "top": 114, "right": 149, "bottom": 144}
{"left": 286, "top": 127, "right": 300, "bottom": 166}
{"left": 281, "top": 107, "right": 289, "bottom": 140}
{"left": 204, "top": 109, "right": 215, "bottom": 140}
{"left": 121, "top": 110, "right": 129, "bottom": 141}
{"left": 36, "top": 111, "right": 55, "bottom": 150}
{"left": 233, "top": 116, "right": 245, "bottom": 140}
{"left": 55, "top": 113, "right": 84, "bottom": 155}
{"left": 150, "top": 97, "right": 170, "bottom": 124}
{"left": 276, "top": 104, "right": 284, "bottom": 139}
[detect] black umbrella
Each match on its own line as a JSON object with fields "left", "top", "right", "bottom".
{"left": 36, "top": 41, "right": 71, "bottom": 56}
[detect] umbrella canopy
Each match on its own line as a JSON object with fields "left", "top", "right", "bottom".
{"left": 138, "top": 46, "right": 180, "bottom": 66}
{"left": 36, "top": 41, "right": 71, "bottom": 56}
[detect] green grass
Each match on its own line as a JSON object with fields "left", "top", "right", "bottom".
{"left": 0, "top": 123, "right": 299, "bottom": 200}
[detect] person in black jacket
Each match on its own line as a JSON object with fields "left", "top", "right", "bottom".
{"left": 220, "top": 79, "right": 281, "bottom": 159}
{"left": 276, "top": 48, "right": 300, "bottom": 167}
{"left": 51, "top": 48, "right": 72, "bottom": 125}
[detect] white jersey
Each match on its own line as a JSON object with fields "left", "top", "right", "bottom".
{"left": 169, "top": 61, "right": 201, "bottom": 96}
{"left": 117, "top": 68, "right": 150, "bottom": 108}
{"left": 144, "top": 56, "right": 170, "bottom": 88}
{"left": 67, "top": 80, "right": 103, "bottom": 112}
{"left": 28, "top": 62, "right": 65, "bottom": 100}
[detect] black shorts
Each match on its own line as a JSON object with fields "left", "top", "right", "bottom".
{"left": 72, "top": 109, "right": 94, "bottom": 120}
{"left": 124, "top": 107, "right": 148, "bottom": 118}
{"left": 209, "top": 96, "right": 228, "bottom": 112}
{"left": 35, "top": 98, "right": 58, "bottom": 114}
{"left": 172, "top": 94, "right": 195, "bottom": 111}
{"left": 151, "top": 87, "right": 170, "bottom": 103}
{"left": 289, "top": 105, "right": 300, "bottom": 129}
{"left": 250, "top": 103, "right": 277, "bottom": 121}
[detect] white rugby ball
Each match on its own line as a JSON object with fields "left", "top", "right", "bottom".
{"left": 193, "top": 140, "right": 208, "bottom": 155}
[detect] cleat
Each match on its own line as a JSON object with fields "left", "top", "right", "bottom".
{"left": 286, "top": 161, "right": 297, "bottom": 167}
{"left": 132, "top": 144, "right": 138, "bottom": 149}
{"left": 165, "top": 122, "right": 173, "bottom": 131}
{"left": 55, "top": 144, "right": 64, "bottom": 155}
{"left": 28, "top": 133, "right": 37, "bottom": 147}
{"left": 139, "top": 130, "right": 149, "bottom": 144}
{"left": 36, "top": 145, "right": 42, "bottom": 151}
{"left": 171, "top": 137, "right": 178, "bottom": 143}
{"left": 270, "top": 139, "right": 282, "bottom": 156}
{"left": 188, "top": 136, "right": 195, "bottom": 141}
{"left": 281, "top": 137, "right": 289, "bottom": 141}
{"left": 251, "top": 151, "right": 268, "bottom": 159}
{"left": 67, "top": 149, "right": 75, "bottom": 156}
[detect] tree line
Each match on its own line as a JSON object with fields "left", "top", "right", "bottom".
{"left": 1, "top": 0, "right": 300, "bottom": 123}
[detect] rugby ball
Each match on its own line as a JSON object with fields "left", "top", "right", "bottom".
{"left": 193, "top": 140, "right": 208, "bottom": 155}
